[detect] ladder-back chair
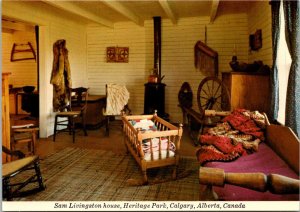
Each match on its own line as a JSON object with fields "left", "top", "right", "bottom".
{"left": 53, "top": 87, "right": 89, "bottom": 143}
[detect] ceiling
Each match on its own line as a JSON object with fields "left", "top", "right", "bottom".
{"left": 2, "top": 0, "right": 252, "bottom": 31}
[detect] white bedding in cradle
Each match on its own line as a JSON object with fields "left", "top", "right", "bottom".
{"left": 129, "top": 119, "right": 176, "bottom": 161}
{"left": 143, "top": 150, "right": 175, "bottom": 161}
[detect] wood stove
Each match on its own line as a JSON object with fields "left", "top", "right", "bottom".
{"left": 144, "top": 17, "right": 168, "bottom": 120}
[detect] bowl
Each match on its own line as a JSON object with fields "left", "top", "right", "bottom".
{"left": 23, "top": 86, "right": 35, "bottom": 93}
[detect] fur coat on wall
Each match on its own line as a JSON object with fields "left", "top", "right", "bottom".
{"left": 50, "top": 39, "right": 72, "bottom": 112}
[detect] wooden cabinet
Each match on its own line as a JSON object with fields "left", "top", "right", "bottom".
{"left": 222, "top": 72, "right": 270, "bottom": 114}
{"left": 9, "top": 93, "right": 31, "bottom": 115}
{"left": 2, "top": 73, "right": 11, "bottom": 163}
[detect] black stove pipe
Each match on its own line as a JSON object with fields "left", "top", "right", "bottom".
{"left": 153, "top": 16, "right": 161, "bottom": 79}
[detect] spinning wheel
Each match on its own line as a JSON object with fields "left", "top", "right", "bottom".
{"left": 177, "top": 78, "right": 231, "bottom": 146}
{"left": 197, "top": 77, "right": 231, "bottom": 117}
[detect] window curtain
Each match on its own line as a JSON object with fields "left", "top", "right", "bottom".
{"left": 269, "top": 0, "right": 281, "bottom": 122}
{"left": 283, "top": 0, "right": 300, "bottom": 137}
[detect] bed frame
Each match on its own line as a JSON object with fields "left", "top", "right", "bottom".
{"left": 198, "top": 124, "right": 300, "bottom": 200}
{"left": 122, "top": 112, "right": 183, "bottom": 184}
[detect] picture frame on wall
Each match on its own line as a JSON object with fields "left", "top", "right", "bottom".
{"left": 106, "top": 47, "right": 129, "bottom": 63}
{"left": 106, "top": 47, "right": 116, "bottom": 62}
{"left": 249, "top": 29, "right": 262, "bottom": 51}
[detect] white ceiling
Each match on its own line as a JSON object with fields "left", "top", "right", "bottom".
{"left": 2, "top": 0, "right": 252, "bottom": 31}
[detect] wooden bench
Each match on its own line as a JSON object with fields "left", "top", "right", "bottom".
{"left": 198, "top": 124, "right": 300, "bottom": 200}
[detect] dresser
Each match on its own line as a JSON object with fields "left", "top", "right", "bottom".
{"left": 2, "top": 73, "right": 11, "bottom": 163}
{"left": 222, "top": 72, "right": 270, "bottom": 114}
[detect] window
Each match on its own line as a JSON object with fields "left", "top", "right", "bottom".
{"left": 276, "top": 2, "right": 292, "bottom": 124}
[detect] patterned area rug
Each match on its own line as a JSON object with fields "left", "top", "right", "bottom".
{"left": 15, "top": 147, "right": 200, "bottom": 201}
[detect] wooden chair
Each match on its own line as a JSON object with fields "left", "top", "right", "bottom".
{"left": 11, "top": 124, "right": 39, "bottom": 156}
{"left": 2, "top": 146, "right": 45, "bottom": 200}
{"left": 53, "top": 87, "right": 89, "bottom": 143}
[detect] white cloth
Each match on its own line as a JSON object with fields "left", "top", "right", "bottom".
{"left": 132, "top": 119, "right": 156, "bottom": 131}
{"left": 144, "top": 150, "right": 175, "bottom": 161}
{"left": 103, "top": 83, "right": 130, "bottom": 115}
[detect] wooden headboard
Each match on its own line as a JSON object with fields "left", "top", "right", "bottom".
{"left": 266, "top": 124, "right": 299, "bottom": 174}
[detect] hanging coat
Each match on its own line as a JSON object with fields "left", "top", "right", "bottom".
{"left": 50, "top": 39, "right": 72, "bottom": 112}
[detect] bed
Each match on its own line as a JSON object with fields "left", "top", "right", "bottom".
{"left": 122, "top": 112, "right": 183, "bottom": 184}
{"left": 197, "top": 110, "right": 300, "bottom": 201}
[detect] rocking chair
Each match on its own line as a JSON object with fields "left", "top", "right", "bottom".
{"left": 2, "top": 146, "right": 45, "bottom": 200}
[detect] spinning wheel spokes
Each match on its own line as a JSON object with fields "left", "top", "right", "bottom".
{"left": 197, "top": 77, "right": 231, "bottom": 116}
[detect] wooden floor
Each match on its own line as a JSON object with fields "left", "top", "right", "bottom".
{"left": 14, "top": 118, "right": 198, "bottom": 160}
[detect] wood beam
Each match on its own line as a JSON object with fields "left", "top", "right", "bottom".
{"left": 158, "top": 0, "right": 177, "bottom": 24}
{"left": 210, "top": 0, "right": 220, "bottom": 23}
{"left": 2, "top": 28, "right": 14, "bottom": 34}
{"left": 102, "top": 1, "right": 143, "bottom": 26}
{"left": 2, "top": 20, "right": 35, "bottom": 32}
{"left": 42, "top": 1, "right": 114, "bottom": 28}
{"left": 2, "top": 20, "right": 26, "bottom": 31}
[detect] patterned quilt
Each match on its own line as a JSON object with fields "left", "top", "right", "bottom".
{"left": 196, "top": 109, "right": 266, "bottom": 165}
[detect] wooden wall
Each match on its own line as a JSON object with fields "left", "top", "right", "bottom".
{"left": 248, "top": 1, "right": 272, "bottom": 66}
{"left": 87, "top": 14, "right": 249, "bottom": 123}
{"left": 2, "top": 31, "right": 37, "bottom": 88}
{"left": 87, "top": 22, "right": 147, "bottom": 115}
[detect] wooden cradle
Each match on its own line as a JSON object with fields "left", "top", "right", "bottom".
{"left": 122, "top": 112, "right": 183, "bottom": 184}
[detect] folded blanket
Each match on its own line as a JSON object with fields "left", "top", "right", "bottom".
{"left": 103, "top": 83, "right": 129, "bottom": 115}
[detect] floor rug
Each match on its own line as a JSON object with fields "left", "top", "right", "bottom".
{"left": 14, "top": 147, "right": 200, "bottom": 201}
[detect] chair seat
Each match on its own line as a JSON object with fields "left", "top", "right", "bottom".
{"left": 2, "top": 152, "right": 45, "bottom": 200}
{"left": 3, "top": 155, "right": 38, "bottom": 178}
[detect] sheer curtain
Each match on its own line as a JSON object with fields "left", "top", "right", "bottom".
{"left": 277, "top": 2, "right": 291, "bottom": 124}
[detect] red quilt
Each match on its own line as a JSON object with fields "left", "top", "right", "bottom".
{"left": 196, "top": 109, "right": 266, "bottom": 165}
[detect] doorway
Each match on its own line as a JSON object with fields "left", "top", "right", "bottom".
{"left": 2, "top": 17, "right": 39, "bottom": 128}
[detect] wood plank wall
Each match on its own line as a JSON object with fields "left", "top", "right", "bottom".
{"left": 87, "top": 14, "right": 249, "bottom": 123}
{"left": 2, "top": 31, "right": 37, "bottom": 88}
{"left": 248, "top": 1, "right": 272, "bottom": 66}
